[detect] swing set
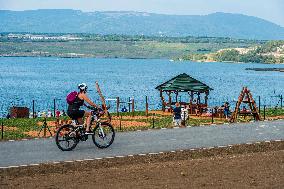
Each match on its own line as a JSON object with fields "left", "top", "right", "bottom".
{"left": 230, "top": 87, "right": 261, "bottom": 123}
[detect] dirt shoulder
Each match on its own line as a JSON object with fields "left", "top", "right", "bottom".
{"left": 1, "top": 141, "right": 284, "bottom": 189}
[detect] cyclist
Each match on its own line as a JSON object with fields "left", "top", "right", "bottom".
{"left": 67, "top": 83, "right": 98, "bottom": 134}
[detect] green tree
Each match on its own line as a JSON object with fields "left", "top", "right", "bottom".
{"left": 214, "top": 49, "right": 240, "bottom": 62}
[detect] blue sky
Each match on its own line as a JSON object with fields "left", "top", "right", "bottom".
{"left": 1, "top": 0, "right": 284, "bottom": 26}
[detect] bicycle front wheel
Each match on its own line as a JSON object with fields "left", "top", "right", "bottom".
{"left": 92, "top": 122, "right": 115, "bottom": 148}
{"left": 55, "top": 124, "right": 79, "bottom": 151}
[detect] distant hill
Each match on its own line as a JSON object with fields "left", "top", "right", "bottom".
{"left": 1, "top": 9, "right": 284, "bottom": 40}
{"left": 184, "top": 41, "right": 284, "bottom": 63}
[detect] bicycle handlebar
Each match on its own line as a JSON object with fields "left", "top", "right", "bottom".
{"left": 86, "top": 105, "right": 98, "bottom": 111}
{"left": 86, "top": 105, "right": 111, "bottom": 113}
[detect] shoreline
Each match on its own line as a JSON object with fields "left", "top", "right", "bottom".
{"left": 0, "top": 55, "right": 160, "bottom": 60}
{"left": 1, "top": 55, "right": 284, "bottom": 65}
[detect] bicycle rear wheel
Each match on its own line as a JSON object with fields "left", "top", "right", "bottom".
{"left": 92, "top": 122, "right": 115, "bottom": 148}
{"left": 55, "top": 124, "right": 78, "bottom": 151}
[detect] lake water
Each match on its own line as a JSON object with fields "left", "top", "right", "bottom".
{"left": 0, "top": 57, "right": 283, "bottom": 116}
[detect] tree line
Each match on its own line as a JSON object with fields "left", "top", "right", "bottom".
{"left": 213, "top": 41, "right": 284, "bottom": 63}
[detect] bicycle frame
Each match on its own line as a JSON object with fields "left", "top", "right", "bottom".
{"left": 56, "top": 110, "right": 114, "bottom": 151}
{"left": 92, "top": 115, "right": 107, "bottom": 138}
{"left": 69, "top": 112, "right": 107, "bottom": 138}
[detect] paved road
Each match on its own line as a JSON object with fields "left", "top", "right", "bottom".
{"left": 0, "top": 120, "right": 283, "bottom": 167}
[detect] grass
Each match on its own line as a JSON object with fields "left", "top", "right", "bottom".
{"left": 264, "top": 107, "right": 284, "bottom": 117}
{"left": 0, "top": 117, "right": 68, "bottom": 140}
{"left": 0, "top": 40, "right": 256, "bottom": 59}
{"left": 1, "top": 108, "right": 283, "bottom": 140}
{"left": 1, "top": 131, "right": 28, "bottom": 140}
{"left": 0, "top": 118, "right": 38, "bottom": 140}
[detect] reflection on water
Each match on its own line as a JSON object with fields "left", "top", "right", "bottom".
{"left": 0, "top": 57, "right": 283, "bottom": 116}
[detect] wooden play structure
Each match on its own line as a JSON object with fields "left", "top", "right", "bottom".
{"left": 230, "top": 87, "right": 260, "bottom": 122}
{"left": 95, "top": 81, "right": 112, "bottom": 122}
{"left": 155, "top": 73, "right": 213, "bottom": 114}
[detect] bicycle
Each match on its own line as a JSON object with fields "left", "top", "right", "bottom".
{"left": 55, "top": 106, "right": 115, "bottom": 151}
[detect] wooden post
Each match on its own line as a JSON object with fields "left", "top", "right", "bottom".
{"left": 116, "top": 97, "right": 120, "bottom": 117}
{"left": 258, "top": 96, "right": 261, "bottom": 115}
{"left": 128, "top": 97, "right": 131, "bottom": 113}
{"left": 145, "top": 96, "right": 149, "bottom": 117}
{"left": 190, "top": 91, "right": 194, "bottom": 114}
{"left": 53, "top": 99, "right": 56, "bottom": 117}
{"left": 152, "top": 113, "right": 155, "bottom": 128}
{"left": 160, "top": 90, "right": 165, "bottom": 111}
{"left": 32, "top": 100, "right": 35, "bottom": 118}
{"left": 132, "top": 98, "right": 135, "bottom": 117}
{"left": 281, "top": 95, "right": 283, "bottom": 108}
{"left": 168, "top": 91, "right": 172, "bottom": 111}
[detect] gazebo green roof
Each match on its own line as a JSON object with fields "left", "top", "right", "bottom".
{"left": 155, "top": 73, "right": 213, "bottom": 92}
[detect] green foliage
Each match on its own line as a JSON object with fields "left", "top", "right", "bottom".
{"left": 0, "top": 34, "right": 260, "bottom": 59}
{"left": 264, "top": 107, "right": 284, "bottom": 117}
{"left": 280, "top": 56, "right": 284, "bottom": 63}
{"left": 150, "top": 116, "right": 173, "bottom": 129}
{"left": 3, "top": 118, "right": 38, "bottom": 132}
{"left": 238, "top": 51, "right": 262, "bottom": 63}
{"left": 1, "top": 131, "right": 29, "bottom": 140}
{"left": 256, "top": 41, "right": 284, "bottom": 53}
{"left": 210, "top": 40, "right": 284, "bottom": 64}
{"left": 214, "top": 49, "right": 240, "bottom": 62}
{"left": 183, "top": 54, "right": 208, "bottom": 61}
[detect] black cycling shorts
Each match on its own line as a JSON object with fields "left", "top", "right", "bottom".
{"left": 67, "top": 110, "right": 85, "bottom": 120}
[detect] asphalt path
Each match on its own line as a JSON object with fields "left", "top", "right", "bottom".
{"left": 0, "top": 120, "right": 283, "bottom": 167}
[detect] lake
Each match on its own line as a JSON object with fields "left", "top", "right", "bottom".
{"left": 0, "top": 57, "right": 283, "bottom": 116}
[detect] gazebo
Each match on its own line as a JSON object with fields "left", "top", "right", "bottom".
{"left": 155, "top": 73, "right": 213, "bottom": 113}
